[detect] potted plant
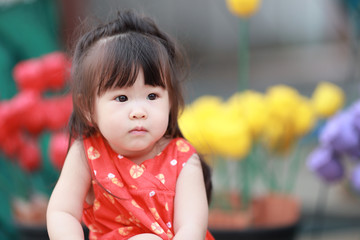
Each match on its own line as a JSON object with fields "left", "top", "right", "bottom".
{"left": 179, "top": 82, "right": 345, "bottom": 239}
{"left": 0, "top": 52, "right": 72, "bottom": 240}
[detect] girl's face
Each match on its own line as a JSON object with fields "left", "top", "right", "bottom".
{"left": 93, "top": 69, "right": 170, "bottom": 158}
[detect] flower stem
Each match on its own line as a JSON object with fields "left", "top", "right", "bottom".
{"left": 285, "top": 142, "right": 303, "bottom": 193}
{"left": 238, "top": 18, "right": 249, "bottom": 92}
{"left": 240, "top": 155, "right": 251, "bottom": 209}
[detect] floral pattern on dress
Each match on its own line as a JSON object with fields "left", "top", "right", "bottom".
{"left": 82, "top": 135, "right": 214, "bottom": 240}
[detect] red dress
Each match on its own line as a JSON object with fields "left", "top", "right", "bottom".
{"left": 82, "top": 134, "right": 214, "bottom": 240}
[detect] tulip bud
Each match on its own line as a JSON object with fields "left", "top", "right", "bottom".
{"left": 312, "top": 82, "right": 345, "bottom": 118}
{"left": 13, "top": 59, "right": 45, "bottom": 92}
{"left": 226, "top": 0, "right": 261, "bottom": 18}
{"left": 49, "top": 132, "right": 69, "bottom": 170}
{"left": 41, "top": 52, "right": 70, "bottom": 91}
{"left": 13, "top": 52, "right": 70, "bottom": 93}
{"left": 0, "top": 131, "right": 26, "bottom": 158}
{"left": 21, "top": 99, "right": 46, "bottom": 136}
{"left": 44, "top": 94, "right": 72, "bottom": 131}
{"left": 18, "top": 140, "right": 41, "bottom": 172}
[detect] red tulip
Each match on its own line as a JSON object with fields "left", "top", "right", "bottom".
{"left": 18, "top": 140, "right": 42, "bottom": 172}
{"left": 13, "top": 59, "right": 45, "bottom": 92}
{"left": 41, "top": 52, "right": 71, "bottom": 91}
{"left": 0, "top": 131, "right": 26, "bottom": 158}
{"left": 12, "top": 90, "right": 40, "bottom": 121}
{"left": 21, "top": 99, "right": 46, "bottom": 136}
{"left": 49, "top": 132, "right": 69, "bottom": 170}
{"left": 43, "top": 94, "right": 72, "bottom": 131}
{"left": 0, "top": 103, "right": 16, "bottom": 142}
{"left": 13, "top": 52, "right": 70, "bottom": 93}
{"left": 0, "top": 92, "right": 39, "bottom": 145}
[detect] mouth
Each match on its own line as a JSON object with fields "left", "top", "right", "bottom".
{"left": 129, "top": 126, "right": 148, "bottom": 135}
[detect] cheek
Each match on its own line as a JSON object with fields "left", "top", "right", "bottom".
{"left": 157, "top": 107, "right": 170, "bottom": 124}
{"left": 155, "top": 102, "right": 171, "bottom": 126}
{"left": 93, "top": 99, "right": 111, "bottom": 130}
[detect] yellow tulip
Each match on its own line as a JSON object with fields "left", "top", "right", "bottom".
{"left": 226, "top": 90, "right": 267, "bottom": 137}
{"left": 265, "top": 85, "right": 302, "bottom": 122}
{"left": 292, "top": 97, "right": 316, "bottom": 137}
{"left": 226, "top": 0, "right": 261, "bottom": 18}
{"left": 207, "top": 110, "right": 252, "bottom": 159}
{"left": 261, "top": 85, "right": 304, "bottom": 152}
{"left": 261, "top": 117, "right": 283, "bottom": 150}
{"left": 311, "top": 82, "right": 345, "bottom": 118}
{"left": 179, "top": 96, "right": 224, "bottom": 156}
{"left": 179, "top": 106, "right": 213, "bottom": 155}
{"left": 180, "top": 86, "right": 319, "bottom": 157}
{"left": 190, "top": 95, "right": 224, "bottom": 119}
{"left": 262, "top": 116, "right": 296, "bottom": 153}
{"left": 180, "top": 94, "right": 252, "bottom": 159}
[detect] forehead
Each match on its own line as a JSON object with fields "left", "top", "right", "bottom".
{"left": 105, "top": 72, "right": 170, "bottom": 98}
{"left": 84, "top": 33, "right": 170, "bottom": 95}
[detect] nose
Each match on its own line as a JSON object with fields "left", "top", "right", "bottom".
{"left": 129, "top": 107, "right": 147, "bottom": 120}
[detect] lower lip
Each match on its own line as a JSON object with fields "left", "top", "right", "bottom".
{"left": 130, "top": 130, "right": 147, "bottom": 135}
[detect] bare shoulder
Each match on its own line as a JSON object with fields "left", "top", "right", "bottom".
{"left": 66, "top": 139, "right": 88, "bottom": 166}
{"left": 177, "top": 152, "right": 204, "bottom": 187}
{"left": 184, "top": 153, "right": 202, "bottom": 169}
{"left": 59, "top": 139, "right": 90, "bottom": 183}
{"left": 68, "top": 139, "right": 85, "bottom": 157}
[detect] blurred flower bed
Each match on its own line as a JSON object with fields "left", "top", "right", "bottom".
{"left": 0, "top": 51, "right": 351, "bottom": 234}
{"left": 179, "top": 82, "right": 345, "bottom": 229}
{"left": 307, "top": 99, "right": 360, "bottom": 191}
{"left": 0, "top": 52, "right": 71, "bottom": 229}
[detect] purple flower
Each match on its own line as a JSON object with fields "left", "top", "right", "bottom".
{"left": 307, "top": 147, "right": 344, "bottom": 183}
{"left": 351, "top": 164, "right": 360, "bottom": 192}
{"left": 346, "top": 147, "right": 360, "bottom": 159}
{"left": 319, "top": 111, "right": 359, "bottom": 155}
{"left": 349, "top": 100, "right": 360, "bottom": 134}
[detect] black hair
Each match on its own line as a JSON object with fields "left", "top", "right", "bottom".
{"left": 68, "top": 10, "right": 212, "bottom": 203}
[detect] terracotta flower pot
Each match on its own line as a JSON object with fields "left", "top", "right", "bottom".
{"left": 209, "top": 193, "right": 300, "bottom": 240}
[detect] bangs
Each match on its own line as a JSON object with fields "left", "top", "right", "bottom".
{"left": 86, "top": 32, "right": 169, "bottom": 95}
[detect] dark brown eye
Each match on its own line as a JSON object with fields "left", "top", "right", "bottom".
{"left": 115, "top": 95, "right": 128, "bottom": 102}
{"left": 147, "top": 93, "right": 158, "bottom": 100}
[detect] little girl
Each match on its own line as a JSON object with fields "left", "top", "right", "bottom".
{"left": 47, "top": 10, "right": 213, "bottom": 240}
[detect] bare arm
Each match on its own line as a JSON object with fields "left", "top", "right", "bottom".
{"left": 173, "top": 154, "right": 208, "bottom": 240}
{"left": 47, "top": 140, "right": 91, "bottom": 240}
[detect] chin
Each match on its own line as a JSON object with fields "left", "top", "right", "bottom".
{"left": 126, "top": 142, "right": 153, "bottom": 151}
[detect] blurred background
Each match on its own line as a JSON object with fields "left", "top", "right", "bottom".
{"left": 1, "top": 0, "right": 360, "bottom": 239}
{"left": 88, "top": 0, "right": 359, "bottom": 100}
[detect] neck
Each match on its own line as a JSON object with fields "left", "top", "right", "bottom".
{"left": 123, "top": 137, "right": 171, "bottom": 165}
